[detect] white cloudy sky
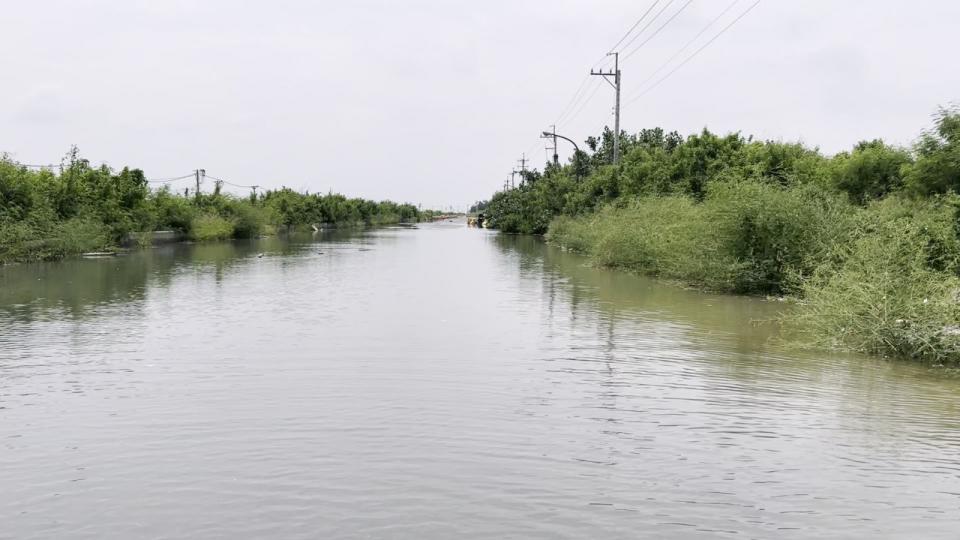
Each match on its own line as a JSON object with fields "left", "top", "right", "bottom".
{"left": 2, "top": 0, "right": 958, "bottom": 209}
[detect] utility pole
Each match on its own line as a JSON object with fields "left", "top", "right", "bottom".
{"left": 194, "top": 169, "right": 205, "bottom": 203}
{"left": 511, "top": 169, "right": 518, "bottom": 189}
{"left": 518, "top": 153, "right": 527, "bottom": 173}
{"left": 591, "top": 51, "right": 621, "bottom": 164}
{"left": 546, "top": 125, "right": 559, "bottom": 166}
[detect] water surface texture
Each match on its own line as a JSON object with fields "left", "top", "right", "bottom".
{"left": 2, "top": 222, "right": 959, "bottom": 539}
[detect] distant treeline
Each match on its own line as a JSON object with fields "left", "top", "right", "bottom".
{"left": 0, "top": 148, "right": 435, "bottom": 263}
{"left": 480, "top": 106, "right": 960, "bottom": 365}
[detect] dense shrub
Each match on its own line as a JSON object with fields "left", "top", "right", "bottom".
{"left": 548, "top": 181, "right": 855, "bottom": 295}
{"left": 705, "top": 181, "right": 856, "bottom": 294}
{"left": 487, "top": 106, "right": 960, "bottom": 363}
{"left": 794, "top": 199, "right": 960, "bottom": 364}
{"left": 830, "top": 140, "right": 912, "bottom": 204}
{"left": 0, "top": 149, "right": 432, "bottom": 263}
{"left": 904, "top": 108, "right": 960, "bottom": 196}
{"left": 189, "top": 214, "right": 235, "bottom": 241}
{"left": 0, "top": 216, "right": 110, "bottom": 262}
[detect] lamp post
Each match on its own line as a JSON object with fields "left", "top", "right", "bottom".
{"left": 542, "top": 130, "right": 585, "bottom": 180}
{"left": 541, "top": 130, "right": 580, "bottom": 156}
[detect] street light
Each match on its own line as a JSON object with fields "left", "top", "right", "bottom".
{"left": 541, "top": 131, "right": 580, "bottom": 154}
{"left": 541, "top": 130, "right": 585, "bottom": 180}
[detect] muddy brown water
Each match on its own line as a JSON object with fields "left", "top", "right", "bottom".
{"left": 2, "top": 221, "right": 959, "bottom": 539}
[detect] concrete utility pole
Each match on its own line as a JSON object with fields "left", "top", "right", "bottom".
{"left": 591, "top": 51, "right": 621, "bottom": 164}
{"left": 544, "top": 125, "right": 559, "bottom": 165}
{"left": 551, "top": 124, "right": 559, "bottom": 165}
{"left": 194, "top": 169, "right": 206, "bottom": 203}
{"left": 511, "top": 169, "right": 518, "bottom": 189}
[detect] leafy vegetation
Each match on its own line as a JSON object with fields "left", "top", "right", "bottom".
{"left": 0, "top": 148, "right": 430, "bottom": 263}
{"left": 483, "top": 107, "right": 960, "bottom": 365}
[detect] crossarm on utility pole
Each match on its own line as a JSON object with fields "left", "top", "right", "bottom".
{"left": 590, "top": 51, "right": 621, "bottom": 164}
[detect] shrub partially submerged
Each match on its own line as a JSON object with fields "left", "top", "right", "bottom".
{"left": 548, "top": 181, "right": 854, "bottom": 295}
{"left": 0, "top": 216, "right": 110, "bottom": 263}
{"left": 189, "top": 214, "right": 235, "bottom": 241}
{"left": 793, "top": 197, "right": 960, "bottom": 365}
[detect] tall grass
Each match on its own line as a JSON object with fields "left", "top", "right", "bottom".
{"left": 189, "top": 214, "right": 235, "bottom": 242}
{"left": 791, "top": 197, "right": 960, "bottom": 365}
{"left": 548, "top": 181, "right": 854, "bottom": 295}
{"left": 0, "top": 217, "right": 110, "bottom": 263}
{"left": 549, "top": 188, "right": 960, "bottom": 364}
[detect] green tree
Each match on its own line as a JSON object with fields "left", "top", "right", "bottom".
{"left": 904, "top": 107, "right": 960, "bottom": 196}
{"left": 831, "top": 140, "right": 912, "bottom": 204}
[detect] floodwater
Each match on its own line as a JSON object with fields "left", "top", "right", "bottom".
{"left": 1, "top": 221, "right": 959, "bottom": 539}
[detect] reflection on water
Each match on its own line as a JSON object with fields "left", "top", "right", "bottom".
{"left": 2, "top": 222, "right": 959, "bottom": 539}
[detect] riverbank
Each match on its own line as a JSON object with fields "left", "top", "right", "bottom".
{"left": 0, "top": 151, "right": 437, "bottom": 264}
{"left": 547, "top": 191, "right": 960, "bottom": 365}
{"left": 480, "top": 106, "right": 960, "bottom": 365}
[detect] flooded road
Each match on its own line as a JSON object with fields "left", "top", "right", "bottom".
{"left": 2, "top": 222, "right": 959, "bottom": 539}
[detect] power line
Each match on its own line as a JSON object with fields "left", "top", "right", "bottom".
{"left": 556, "top": 51, "right": 620, "bottom": 127}
{"left": 562, "top": 76, "right": 606, "bottom": 129}
{"left": 205, "top": 174, "right": 255, "bottom": 189}
{"left": 520, "top": 0, "right": 756, "bottom": 172}
{"left": 147, "top": 173, "right": 195, "bottom": 184}
{"left": 554, "top": 73, "right": 593, "bottom": 126}
{"left": 9, "top": 159, "right": 198, "bottom": 183}
{"left": 608, "top": 0, "right": 663, "bottom": 54}
{"left": 15, "top": 161, "right": 198, "bottom": 185}
{"left": 624, "top": 0, "right": 762, "bottom": 107}
{"left": 19, "top": 163, "right": 59, "bottom": 169}
{"left": 556, "top": 1, "right": 684, "bottom": 132}
{"left": 615, "top": 0, "right": 677, "bottom": 56}
{"left": 621, "top": 0, "right": 696, "bottom": 62}
{"left": 557, "top": 1, "right": 663, "bottom": 127}
{"left": 627, "top": 0, "right": 741, "bottom": 94}
{"left": 522, "top": 138, "right": 542, "bottom": 162}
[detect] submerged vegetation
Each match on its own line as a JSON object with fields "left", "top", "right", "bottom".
{"left": 482, "top": 106, "right": 960, "bottom": 365}
{"left": 0, "top": 148, "right": 431, "bottom": 263}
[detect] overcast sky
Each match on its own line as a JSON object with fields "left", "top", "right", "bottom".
{"left": 2, "top": 1, "right": 958, "bottom": 209}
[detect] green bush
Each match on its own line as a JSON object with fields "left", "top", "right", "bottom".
{"left": 705, "top": 181, "right": 856, "bottom": 294}
{"left": 547, "top": 181, "right": 856, "bottom": 295}
{"left": 830, "top": 140, "right": 912, "bottom": 204}
{"left": 0, "top": 216, "right": 110, "bottom": 263}
{"left": 150, "top": 187, "right": 196, "bottom": 232}
{"left": 1, "top": 151, "right": 431, "bottom": 263}
{"left": 190, "top": 214, "right": 235, "bottom": 241}
{"left": 904, "top": 107, "right": 960, "bottom": 196}
{"left": 794, "top": 202, "right": 960, "bottom": 364}
{"left": 548, "top": 196, "right": 737, "bottom": 289}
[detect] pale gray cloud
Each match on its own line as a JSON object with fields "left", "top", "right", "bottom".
{"left": 1, "top": 0, "right": 957, "bottom": 208}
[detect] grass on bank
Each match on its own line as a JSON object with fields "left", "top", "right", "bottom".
{"left": 548, "top": 181, "right": 857, "bottom": 296}
{"left": 547, "top": 186, "right": 960, "bottom": 366}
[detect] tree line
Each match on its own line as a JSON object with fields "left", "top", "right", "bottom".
{"left": 0, "top": 148, "right": 432, "bottom": 263}
{"left": 479, "top": 106, "right": 960, "bottom": 365}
